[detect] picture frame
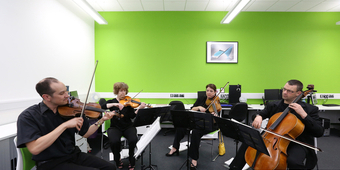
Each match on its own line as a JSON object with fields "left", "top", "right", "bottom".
{"left": 206, "top": 41, "right": 238, "bottom": 63}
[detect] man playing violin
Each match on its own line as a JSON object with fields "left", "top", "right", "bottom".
{"left": 228, "top": 79, "right": 324, "bottom": 170}
{"left": 100, "top": 82, "right": 146, "bottom": 170}
{"left": 16, "top": 77, "right": 116, "bottom": 170}
{"left": 166, "top": 83, "right": 221, "bottom": 170}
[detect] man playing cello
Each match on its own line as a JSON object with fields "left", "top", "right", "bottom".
{"left": 229, "top": 79, "right": 324, "bottom": 170}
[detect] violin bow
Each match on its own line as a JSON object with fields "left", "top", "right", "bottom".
{"left": 79, "top": 60, "right": 99, "bottom": 118}
{"left": 206, "top": 82, "right": 229, "bottom": 110}
{"left": 131, "top": 90, "right": 143, "bottom": 99}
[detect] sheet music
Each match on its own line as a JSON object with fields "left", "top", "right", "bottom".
{"left": 134, "top": 117, "right": 161, "bottom": 158}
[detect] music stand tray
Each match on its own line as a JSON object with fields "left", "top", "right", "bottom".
{"left": 214, "top": 117, "right": 269, "bottom": 156}
{"left": 133, "top": 106, "right": 171, "bottom": 127}
{"left": 171, "top": 110, "right": 215, "bottom": 132}
{"left": 133, "top": 106, "right": 170, "bottom": 170}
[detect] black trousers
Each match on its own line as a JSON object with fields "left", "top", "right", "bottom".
{"left": 229, "top": 142, "right": 313, "bottom": 170}
{"left": 37, "top": 147, "right": 116, "bottom": 170}
{"left": 107, "top": 126, "right": 138, "bottom": 166}
{"left": 172, "top": 127, "right": 207, "bottom": 160}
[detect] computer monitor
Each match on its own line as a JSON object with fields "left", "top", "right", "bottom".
{"left": 264, "top": 89, "right": 282, "bottom": 101}
{"left": 229, "top": 85, "right": 241, "bottom": 104}
{"left": 69, "top": 91, "right": 79, "bottom": 99}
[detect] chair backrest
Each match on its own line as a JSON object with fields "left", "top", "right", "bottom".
{"left": 228, "top": 102, "right": 248, "bottom": 122}
{"left": 169, "top": 101, "right": 185, "bottom": 111}
{"left": 99, "top": 98, "right": 107, "bottom": 107}
{"left": 13, "top": 136, "right": 36, "bottom": 170}
{"left": 197, "top": 91, "right": 206, "bottom": 99}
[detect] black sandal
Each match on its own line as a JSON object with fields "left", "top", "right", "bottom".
{"left": 128, "top": 164, "right": 135, "bottom": 170}
{"left": 117, "top": 160, "right": 123, "bottom": 169}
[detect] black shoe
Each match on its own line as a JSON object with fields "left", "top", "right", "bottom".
{"left": 190, "top": 164, "right": 197, "bottom": 170}
{"left": 165, "top": 150, "right": 179, "bottom": 156}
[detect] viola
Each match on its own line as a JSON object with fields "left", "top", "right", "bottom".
{"left": 58, "top": 97, "right": 123, "bottom": 119}
{"left": 205, "top": 82, "right": 229, "bottom": 113}
{"left": 119, "top": 96, "right": 152, "bottom": 108}
{"left": 244, "top": 88, "right": 320, "bottom": 170}
{"left": 205, "top": 96, "right": 222, "bottom": 113}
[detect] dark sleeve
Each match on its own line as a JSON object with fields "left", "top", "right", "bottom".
{"left": 101, "top": 99, "right": 119, "bottom": 111}
{"left": 16, "top": 110, "right": 41, "bottom": 148}
{"left": 191, "top": 96, "right": 207, "bottom": 109}
{"left": 126, "top": 107, "right": 137, "bottom": 119}
{"left": 256, "top": 101, "right": 279, "bottom": 120}
{"left": 79, "top": 114, "right": 90, "bottom": 136}
{"left": 300, "top": 104, "right": 324, "bottom": 137}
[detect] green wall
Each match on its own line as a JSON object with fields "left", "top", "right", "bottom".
{"left": 94, "top": 12, "right": 340, "bottom": 103}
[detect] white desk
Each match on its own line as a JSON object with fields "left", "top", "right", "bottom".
{"left": 151, "top": 103, "right": 340, "bottom": 127}
{"left": 0, "top": 122, "right": 16, "bottom": 141}
{"left": 222, "top": 104, "right": 340, "bottom": 125}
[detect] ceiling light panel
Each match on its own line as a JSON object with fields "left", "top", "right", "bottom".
{"left": 287, "top": 1, "right": 324, "bottom": 12}
{"left": 225, "top": 0, "right": 242, "bottom": 11}
{"left": 308, "top": 1, "right": 340, "bottom": 11}
{"left": 164, "top": 1, "right": 186, "bottom": 11}
{"left": 244, "top": 1, "right": 276, "bottom": 11}
{"left": 119, "top": 2, "right": 144, "bottom": 11}
{"left": 205, "top": 1, "right": 232, "bottom": 11}
{"left": 186, "top": 1, "right": 209, "bottom": 11}
{"left": 267, "top": 1, "right": 299, "bottom": 11}
{"left": 142, "top": 2, "right": 164, "bottom": 11}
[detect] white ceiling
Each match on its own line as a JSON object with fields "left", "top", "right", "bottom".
{"left": 86, "top": 0, "right": 340, "bottom": 12}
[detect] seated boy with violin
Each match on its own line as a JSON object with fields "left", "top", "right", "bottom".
{"left": 166, "top": 83, "right": 221, "bottom": 170}
{"left": 16, "top": 77, "right": 116, "bottom": 170}
{"left": 100, "top": 82, "right": 146, "bottom": 170}
{"left": 228, "top": 79, "right": 324, "bottom": 170}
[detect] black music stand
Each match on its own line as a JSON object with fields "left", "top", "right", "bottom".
{"left": 171, "top": 110, "right": 215, "bottom": 170}
{"left": 134, "top": 106, "right": 170, "bottom": 127}
{"left": 214, "top": 117, "right": 269, "bottom": 156}
{"left": 133, "top": 106, "right": 171, "bottom": 170}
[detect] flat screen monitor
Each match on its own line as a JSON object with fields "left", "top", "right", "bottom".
{"left": 264, "top": 89, "right": 282, "bottom": 101}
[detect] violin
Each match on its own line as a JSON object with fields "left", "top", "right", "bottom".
{"left": 58, "top": 97, "right": 123, "bottom": 119}
{"left": 244, "top": 88, "right": 321, "bottom": 170}
{"left": 119, "top": 96, "right": 152, "bottom": 108}
{"left": 205, "top": 96, "right": 222, "bottom": 113}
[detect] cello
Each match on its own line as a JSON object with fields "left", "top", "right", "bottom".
{"left": 245, "top": 88, "right": 321, "bottom": 170}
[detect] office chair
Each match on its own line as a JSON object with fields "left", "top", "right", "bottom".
{"left": 201, "top": 110, "right": 222, "bottom": 161}
{"left": 13, "top": 136, "right": 36, "bottom": 170}
{"left": 223, "top": 102, "right": 248, "bottom": 154}
{"left": 99, "top": 98, "right": 107, "bottom": 108}
{"left": 163, "top": 101, "right": 185, "bottom": 136}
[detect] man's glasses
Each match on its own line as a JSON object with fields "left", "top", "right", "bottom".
{"left": 282, "top": 88, "right": 296, "bottom": 94}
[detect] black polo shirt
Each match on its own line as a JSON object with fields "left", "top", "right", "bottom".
{"left": 16, "top": 101, "right": 89, "bottom": 162}
{"left": 101, "top": 98, "right": 136, "bottom": 131}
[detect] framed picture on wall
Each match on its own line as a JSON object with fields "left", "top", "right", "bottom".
{"left": 206, "top": 41, "right": 238, "bottom": 63}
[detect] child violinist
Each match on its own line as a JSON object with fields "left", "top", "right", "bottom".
{"left": 166, "top": 84, "right": 221, "bottom": 169}
{"left": 100, "top": 82, "right": 146, "bottom": 170}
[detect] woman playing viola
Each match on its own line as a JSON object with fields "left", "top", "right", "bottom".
{"left": 166, "top": 84, "right": 221, "bottom": 169}
{"left": 100, "top": 82, "right": 146, "bottom": 170}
